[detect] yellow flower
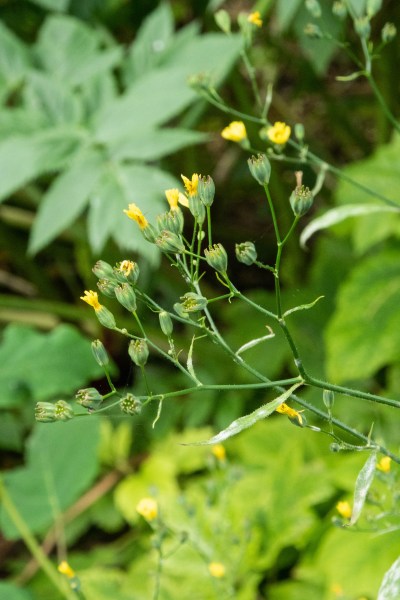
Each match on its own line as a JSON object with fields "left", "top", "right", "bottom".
{"left": 80, "top": 290, "right": 101, "bottom": 311}
{"left": 181, "top": 173, "right": 199, "bottom": 196}
{"left": 123, "top": 203, "right": 148, "bottom": 229}
{"left": 377, "top": 456, "right": 391, "bottom": 473}
{"left": 248, "top": 11, "right": 262, "bottom": 27}
{"left": 221, "top": 121, "right": 247, "bottom": 143}
{"left": 58, "top": 561, "right": 75, "bottom": 578}
{"left": 211, "top": 444, "right": 226, "bottom": 461}
{"left": 276, "top": 403, "right": 304, "bottom": 425}
{"left": 336, "top": 500, "right": 352, "bottom": 519}
{"left": 165, "top": 188, "right": 189, "bottom": 209}
{"left": 267, "top": 121, "right": 291, "bottom": 145}
{"left": 136, "top": 497, "right": 158, "bottom": 521}
{"left": 208, "top": 562, "right": 226, "bottom": 578}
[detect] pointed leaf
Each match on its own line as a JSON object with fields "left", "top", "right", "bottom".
{"left": 0, "top": 22, "right": 31, "bottom": 86}
{"left": 378, "top": 556, "right": 400, "bottom": 600}
{"left": 350, "top": 452, "right": 377, "bottom": 525}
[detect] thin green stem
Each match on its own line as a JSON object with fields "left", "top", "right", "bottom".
{"left": 365, "top": 72, "right": 400, "bottom": 134}
{"left": 241, "top": 48, "right": 262, "bottom": 111}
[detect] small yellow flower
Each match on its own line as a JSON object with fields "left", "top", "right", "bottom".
{"left": 165, "top": 188, "right": 189, "bottom": 209}
{"left": 136, "top": 497, "right": 158, "bottom": 521}
{"left": 377, "top": 456, "right": 391, "bottom": 473}
{"left": 123, "top": 203, "right": 149, "bottom": 229}
{"left": 276, "top": 403, "right": 304, "bottom": 425}
{"left": 336, "top": 500, "right": 352, "bottom": 519}
{"left": 211, "top": 444, "right": 226, "bottom": 461}
{"left": 208, "top": 562, "right": 226, "bottom": 578}
{"left": 119, "top": 260, "right": 134, "bottom": 276}
{"left": 221, "top": 121, "right": 247, "bottom": 143}
{"left": 267, "top": 121, "right": 291, "bottom": 145}
{"left": 80, "top": 290, "right": 101, "bottom": 311}
{"left": 181, "top": 173, "right": 199, "bottom": 196}
{"left": 248, "top": 11, "right": 262, "bottom": 27}
{"left": 58, "top": 561, "right": 75, "bottom": 578}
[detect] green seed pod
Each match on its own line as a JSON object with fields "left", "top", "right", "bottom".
{"left": 198, "top": 175, "right": 215, "bottom": 207}
{"left": 129, "top": 339, "right": 149, "bottom": 367}
{"left": 95, "top": 305, "right": 116, "bottom": 329}
{"left": 179, "top": 292, "right": 208, "bottom": 313}
{"left": 120, "top": 394, "right": 142, "bottom": 415}
{"left": 235, "top": 241, "right": 257, "bottom": 266}
{"left": 247, "top": 154, "right": 271, "bottom": 185}
{"left": 91, "top": 339, "right": 109, "bottom": 367}
{"left": 204, "top": 243, "right": 228, "bottom": 273}
{"left": 159, "top": 310, "right": 173, "bottom": 337}
{"left": 155, "top": 230, "right": 185, "bottom": 254}
{"left": 114, "top": 260, "right": 140, "bottom": 285}
{"left": 115, "top": 283, "right": 137, "bottom": 312}
{"left": 76, "top": 387, "right": 103, "bottom": 410}
{"left": 55, "top": 400, "right": 74, "bottom": 421}
{"left": 92, "top": 260, "right": 115, "bottom": 280}
{"left": 323, "top": 389, "right": 335, "bottom": 410}
{"left": 97, "top": 279, "right": 117, "bottom": 298}
{"left": 289, "top": 185, "right": 314, "bottom": 217}
{"left": 35, "top": 401, "right": 57, "bottom": 423}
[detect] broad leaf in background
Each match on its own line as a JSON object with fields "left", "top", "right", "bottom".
{"left": 378, "top": 556, "right": 400, "bottom": 600}
{"left": 0, "top": 418, "right": 101, "bottom": 539}
{"left": 0, "top": 582, "right": 32, "bottom": 600}
{"left": 0, "top": 324, "right": 103, "bottom": 408}
{"left": 325, "top": 249, "right": 400, "bottom": 382}
{"left": 350, "top": 452, "right": 376, "bottom": 525}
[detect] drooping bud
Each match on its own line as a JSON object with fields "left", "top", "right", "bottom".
{"left": 114, "top": 260, "right": 140, "bottom": 285}
{"left": 247, "top": 154, "right": 271, "bottom": 186}
{"left": 198, "top": 175, "right": 215, "bottom": 207}
{"left": 92, "top": 260, "right": 115, "bottom": 280}
{"left": 76, "top": 387, "right": 103, "bottom": 410}
{"left": 115, "top": 283, "right": 137, "bottom": 312}
{"left": 155, "top": 230, "right": 185, "bottom": 254}
{"left": 235, "top": 241, "right": 257, "bottom": 266}
{"left": 204, "top": 243, "right": 228, "bottom": 274}
{"left": 91, "top": 339, "right": 109, "bottom": 367}
{"left": 128, "top": 339, "right": 149, "bottom": 367}
{"left": 179, "top": 292, "right": 208, "bottom": 313}
{"left": 323, "top": 389, "right": 335, "bottom": 410}
{"left": 159, "top": 311, "right": 173, "bottom": 337}
{"left": 381, "top": 22, "right": 396, "bottom": 44}
{"left": 120, "top": 393, "right": 142, "bottom": 415}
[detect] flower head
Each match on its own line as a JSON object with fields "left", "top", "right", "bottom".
{"left": 208, "top": 562, "right": 226, "bottom": 578}
{"left": 136, "top": 497, "right": 158, "bottom": 521}
{"left": 211, "top": 444, "right": 226, "bottom": 461}
{"left": 80, "top": 290, "right": 101, "bottom": 311}
{"left": 336, "top": 500, "right": 352, "bottom": 519}
{"left": 276, "top": 403, "right": 304, "bottom": 425}
{"left": 58, "top": 561, "right": 75, "bottom": 579}
{"left": 165, "top": 188, "right": 188, "bottom": 209}
{"left": 248, "top": 11, "right": 262, "bottom": 27}
{"left": 123, "top": 203, "right": 149, "bottom": 229}
{"left": 221, "top": 121, "right": 247, "bottom": 143}
{"left": 267, "top": 121, "right": 291, "bottom": 145}
{"left": 181, "top": 173, "right": 199, "bottom": 196}
{"left": 377, "top": 456, "right": 391, "bottom": 473}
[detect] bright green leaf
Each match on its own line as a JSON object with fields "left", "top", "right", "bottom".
{"left": 109, "top": 128, "right": 208, "bottom": 161}
{"left": 24, "top": 71, "right": 83, "bottom": 126}
{"left": 350, "top": 452, "right": 377, "bottom": 525}
{"left": 378, "top": 556, "right": 400, "bottom": 600}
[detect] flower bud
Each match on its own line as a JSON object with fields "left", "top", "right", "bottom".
{"left": 381, "top": 22, "right": 396, "bottom": 44}
{"left": 332, "top": 1, "right": 347, "bottom": 18}
{"left": 141, "top": 222, "right": 158, "bottom": 243}
{"left": 159, "top": 311, "right": 173, "bottom": 337}
{"left": 55, "top": 400, "right": 74, "bottom": 421}
{"left": 35, "top": 401, "right": 57, "bottom": 422}
{"left": 95, "top": 305, "right": 116, "bottom": 329}
{"left": 197, "top": 175, "right": 215, "bottom": 207}
{"left": 294, "top": 123, "right": 305, "bottom": 142}
{"left": 289, "top": 185, "right": 314, "bottom": 217}
{"left": 204, "top": 243, "right": 228, "bottom": 274}
{"left": 188, "top": 194, "right": 206, "bottom": 224}
{"left": 76, "top": 387, "right": 103, "bottom": 410}
{"left": 91, "top": 339, "right": 109, "bottom": 367}
{"left": 354, "top": 16, "right": 371, "bottom": 39}
{"left": 157, "top": 209, "right": 184, "bottom": 236}
{"left": 129, "top": 339, "right": 149, "bottom": 367}
{"left": 304, "top": 23, "right": 323, "bottom": 38}
{"left": 323, "top": 389, "right": 335, "bottom": 410}
{"left": 155, "top": 230, "right": 185, "bottom": 254}
{"left": 115, "top": 283, "right": 137, "bottom": 312}
{"left": 305, "top": 0, "right": 321, "bottom": 18}
{"left": 114, "top": 260, "right": 140, "bottom": 285}
{"left": 92, "top": 260, "right": 115, "bottom": 280}
{"left": 120, "top": 393, "right": 142, "bottom": 415}
{"left": 367, "top": 0, "right": 382, "bottom": 17}
{"left": 179, "top": 292, "right": 208, "bottom": 313}
{"left": 247, "top": 154, "right": 271, "bottom": 186}
{"left": 97, "top": 279, "right": 117, "bottom": 298}
{"left": 235, "top": 241, "right": 257, "bottom": 266}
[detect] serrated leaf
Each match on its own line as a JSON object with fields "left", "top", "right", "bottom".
{"left": 378, "top": 556, "right": 400, "bottom": 600}
{"left": 350, "top": 452, "right": 376, "bottom": 525}
{"left": 300, "top": 204, "right": 400, "bottom": 248}
{"left": 325, "top": 250, "right": 400, "bottom": 381}
{"left": 29, "top": 148, "right": 103, "bottom": 254}
{"left": 185, "top": 383, "right": 302, "bottom": 445}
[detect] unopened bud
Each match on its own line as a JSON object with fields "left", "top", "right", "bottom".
{"left": 155, "top": 230, "right": 185, "bottom": 253}
{"left": 323, "top": 389, "right": 335, "bottom": 410}
{"left": 92, "top": 260, "right": 115, "bottom": 280}
{"left": 179, "top": 292, "right": 207, "bottom": 313}
{"left": 115, "top": 283, "right": 137, "bottom": 312}
{"left": 247, "top": 154, "right": 271, "bottom": 186}
{"left": 294, "top": 123, "right": 305, "bottom": 142}
{"left": 97, "top": 279, "right": 117, "bottom": 298}
{"left": 332, "top": 1, "right": 347, "bottom": 19}
{"left": 204, "top": 243, "right": 228, "bottom": 273}
{"left": 381, "top": 22, "right": 396, "bottom": 44}
{"left": 76, "top": 387, "right": 103, "bottom": 410}
{"left": 198, "top": 175, "right": 215, "bottom": 207}
{"left": 129, "top": 339, "right": 149, "bottom": 367}
{"left": 95, "top": 305, "right": 116, "bottom": 329}
{"left": 355, "top": 16, "right": 371, "bottom": 39}
{"left": 91, "top": 339, "right": 109, "bottom": 367}
{"left": 157, "top": 209, "right": 184, "bottom": 236}
{"left": 235, "top": 241, "right": 257, "bottom": 265}
{"left": 159, "top": 311, "right": 173, "bottom": 337}
{"left": 141, "top": 223, "right": 158, "bottom": 243}
{"left": 304, "top": 23, "right": 323, "bottom": 38}
{"left": 188, "top": 194, "right": 206, "bottom": 224}
{"left": 289, "top": 182, "right": 313, "bottom": 217}
{"left": 114, "top": 260, "right": 140, "bottom": 285}
{"left": 120, "top": 394, "right": 142, "bottom": 415}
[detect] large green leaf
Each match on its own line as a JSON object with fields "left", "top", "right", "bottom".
{"left": 0, "top": 583, "right": 32, "bottom": 600}
{"left": 29, "top": 148, "right": 103, "bottom": 254}
{"left": 0, "top": 324, "right": 103, "bottom": 408}
{"left": 0, "top": 22, "right": 31, "bottom": 88}
{"left": 23, "top": 71, "right": 83, "bottom": 126}
{"left": 378, "top": 556, "right": 400, "bottom": 600}
{"left": 325, "top": 249, "right": 400, "bottom": 381}
{"left": 0, "top": 417, "right": 100, "bottom": 539}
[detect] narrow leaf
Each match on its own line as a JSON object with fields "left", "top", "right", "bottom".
{"left": 283, "top": 296, "right": 324, "bottom": 318}
{"left": 350, "top": 452, "right": 377, "bottom": 525}
{"left": 236, "top": 326, "right": 275, "bottom": 355}
{"left": 378, "top": 556, "right": 400, "bottom": 600}
{"left": 184, "top": 383, "right": 302, "bottom": 446}
{"left": 187, "top": 335, "right": 202, "bottom": 386}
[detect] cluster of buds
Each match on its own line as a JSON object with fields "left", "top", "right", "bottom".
{"left": 35, "top": 400, "right": 74, "bottom": 423}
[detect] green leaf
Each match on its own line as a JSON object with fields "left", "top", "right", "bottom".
{"left": 300, "top": 204, "right": 400, "bottom": 248}
{"left": 0, "top": 418, "right": 100, "bottom": 539}
{"left": 29, "top": 148, "right": 103, "bottom": 254}
{"left": 87, "top": 167, "right": 124, "bottom": 253}
{"left": 350, "top": 452, "right": 376, "bottom": 525}
{"left": 109, "top": 128, "right": 208, "bottom": 161}
{"left": 0, "top": 22, "right": 31, "bottom": 87}
{"left": 0, "top": 583, "right": 32, "bottom": 600}
{"left": 30, "top": 0, "right": 69, "bottom": 10}
{"left": 0, "top": 324, "right": 103, "bottom": 408}
{"left": 24, "top": 71, "right": 83, "bottom": 126}
{"left": 325, "top": 249, "right": 400, "bottom": 381}
{"left": 185, "top": 383, "right": 302, "bottom": 445}
{"left": 378, "top": 556, "right": 400, "bottom": 600}
{"left": 0, "top": 109, "right": 46, "bottom": 138}
{"left": 275, "top": 0, "right": 302, "bottom": 30}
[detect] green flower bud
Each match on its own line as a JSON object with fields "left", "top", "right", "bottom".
{"left": 198, "top": 175, "right": 215, "bottom": 207}
{"left": 97, "top": 279, "right": 117, "bottom": 298}
{"left": 120, "top": 393, "right": 142, "bottom": 415}
{"left": 92, "top": 260, "right": 115, "bottom": 280}
{"left": 247, "top": 154, "right": 271, "bottom": 186}
{"left": 381, "top": 22, "right": 396, "bottom": 43}
{"left": 157, "top": 209, "right": 184, "bottom": 236}
{"left": 141, "top": 222, "right": 158, "bottom": 243}
{"left": 95, "top": 305, "right": 116, "bottom": 329}
{"left": 332, "top": 1, "right": 347, "bottom": 19}
{"left": 115, "top": 283, "right": 137, "bottom": 312}
{"left": 305, "top": 0, "right": 321, "bottom": 18}
{"left": 91, "top": 339, "right": 109, "bottom": 367}
{"left": 159, "top": 310, "right": 173, "bottom": 337}
{"left": 215, "top": 9, "right": 231, "bottom": 34}
{"left": 304, "top": 23, "right": 323, "bottom": 38}
{"left": 294, "top": 123, "right": 305, "bottom": 142}
{"left": 204, "top": 243, "right": 228, "bottom": 273}
{"left": 129, "top": 338, "right": 149, "bottom": 367}
{"left": 155, "top": 230, "right": 185, "bottom": 254}
{"left": 289, "top": 185, "right": 314, "bottom": 217}
{"left": 35, "top": 401, "right": 57, "bottom": 423}
{"left": 355, "top": 16, "right": 371, "bottom": 39}
{"left": 179, "top": 292, "right": 208, "bottom": 313}
{"left": 76, "top": 387, "right": 103, "bottom": 410}
{"left": 323, "top": 389, "right": 335, "bottom": 409}
{"left": 54, "top": 400, "right": 74, "bottom": 421}
{"left": 367, "top": 0, "right": 382, "bottom": 17}
{"left": 235, "top": 241, "right": 257, "bottom": 266}
{"left": 188, "top": 194, "right": 206, "bottom": 224}
{"left": 114, "top": 260, "right": 140, "bottom": 285}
